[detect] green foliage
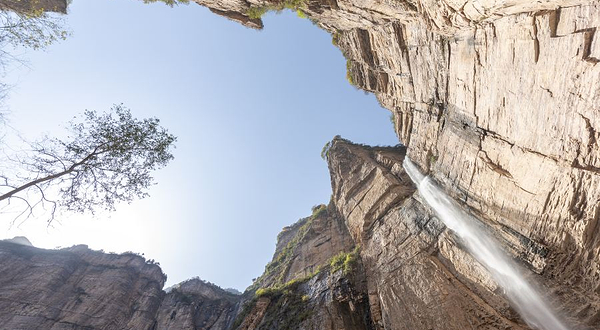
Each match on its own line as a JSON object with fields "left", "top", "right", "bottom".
{"left": 0, "top": 104, "right": 177, "bottom": 222}
{"left": 331, "top": 31, "right": 340, "bottom": 46}
{"left": 0, "top": 8, "right": 70, "bottom": 50}
{"left": 311, "top": 204, "right": 327, "bottom": 218}
{"left": 430, "top": 154, "right": 438, "bottom": 165}
{"left": 346, "top": 60, "right": 356, "bottom": 86}
{"left": 296, "top": 10, "right": 306, "bottom": 19}
{"left": 255, "top": 287, "right": 276, "bottom": 298}
{"left": 329, "top": 246, "right": 360, "bottom": 275}
{"left": 247, "top": 6, "right": 268, "bottom": 19}
{"left": 426, "top": 149, "right": 438, "bottom": 170}
{"left": 245, "top": 0, "right": 308, "bottom": 19}
{"left": 56, "top": 105, "right": 177, "bottom": 212}
{"left": 321, "top": 140, "right": 331, "bottom": 160}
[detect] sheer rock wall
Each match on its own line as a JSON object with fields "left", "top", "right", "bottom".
{"left": 189, "top": 0, "right": 600, "bottom": 327}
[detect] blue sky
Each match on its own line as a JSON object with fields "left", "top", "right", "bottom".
{"left": 0, "top": 0, "right": 398, "bottom": 290}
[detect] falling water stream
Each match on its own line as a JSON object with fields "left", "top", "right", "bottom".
{"left": 402, "top": 159, "right": 569, "bottom": 330}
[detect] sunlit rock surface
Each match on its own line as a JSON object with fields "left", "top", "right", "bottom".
{"left": 188, "top": 0, "right": 600, "bottom": 327}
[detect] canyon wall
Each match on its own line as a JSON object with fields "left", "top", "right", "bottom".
{"left": 0, "top": 241, "right": 240, "bottom": 330}
{"left": 194, "top": 0, "right": 600, "bottom": 328}
{"left": 0, "top": 135, "right": 597, "bottom": 329}
{"left": 0, "top": 0, "right": 599, "bottom": 329}
{"left": 0, "top": 242, "right": 165, "bottom": 329}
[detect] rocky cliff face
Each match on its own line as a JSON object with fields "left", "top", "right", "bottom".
{"left": 0, "top": 241, "right": 166, "bottom": 329}
{"left": 156, "top": 279, "right": 239, "bottom": 329}
{"left": 190, "top": 0, "right": 600, "bottom": 328}
{"left": 1, "top": 0, "right": 599, "bottom": 329}
{"left": 0, "top": 241, "right": 242, "bottom": 330}
{"left": 327, "top": 138, "right": 541, "bottom": 329}
{"left": 230, "top": 204, "right": 373, "bottom": 330}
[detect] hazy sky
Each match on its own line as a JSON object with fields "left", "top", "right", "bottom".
{"left": 0, "top": 0, "right": 397, "bottom": 290}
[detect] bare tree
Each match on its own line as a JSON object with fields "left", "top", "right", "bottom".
{"left": 0, "top": 104, "right": 177, "bottom": 223}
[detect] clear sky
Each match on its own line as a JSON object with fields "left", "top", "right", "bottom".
{"left": 0, "top": 0, "right": 398, "bottom": 291}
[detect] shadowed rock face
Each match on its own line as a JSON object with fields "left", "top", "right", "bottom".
{"left": 156, "top": 279, "right": 240, "bottom": 329}
{"left": 0, "top": 242, "right": 166, "bottom": 329}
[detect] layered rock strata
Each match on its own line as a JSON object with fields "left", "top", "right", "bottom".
{"left": 190, "top": 0, "right": 600, "bottom": 327}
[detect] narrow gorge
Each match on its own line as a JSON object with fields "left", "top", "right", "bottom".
{"left": 0, "top": 0, "right": 599, "bottom": 329}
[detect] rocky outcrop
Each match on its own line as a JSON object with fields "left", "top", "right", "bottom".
{"left": 156, "top": 279, "right": 239, "bottom": 329}
{"left": 231, "top": 204, "right": 373, "bottom": 329}
{"left": 232, "top": 264, "right": 372, "bottom": 330}
{"left": 0, "top": 241, "right": 166, "bottom": 329}
{"left": 250, "top": 204, "right": 355, "bottom": 289}
{"left": 0, "top": 241, "right": 241, "bottom": 330}
{"left": 327, "top": 138, "right": 530, "bottom": 329}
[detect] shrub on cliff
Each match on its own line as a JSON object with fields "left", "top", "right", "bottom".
{"left": 321, "top": 141, "right": 331, "bottom": 160}
{"left": 330, "top": 246, "right": 360, "bottom": 275}
{"left": 246, "top": 0, "right": 308, "bottom": 19}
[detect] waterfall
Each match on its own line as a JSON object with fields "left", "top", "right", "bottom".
{"left": 402, "top": 159, "right": 569, "bottom": 330}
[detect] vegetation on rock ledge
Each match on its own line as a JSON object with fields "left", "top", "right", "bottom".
{"left": 246, "top": 0, "right": 308, "bottom": 19}
{"left": 329, "top": 245, "right": 360, "bottom": 275}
